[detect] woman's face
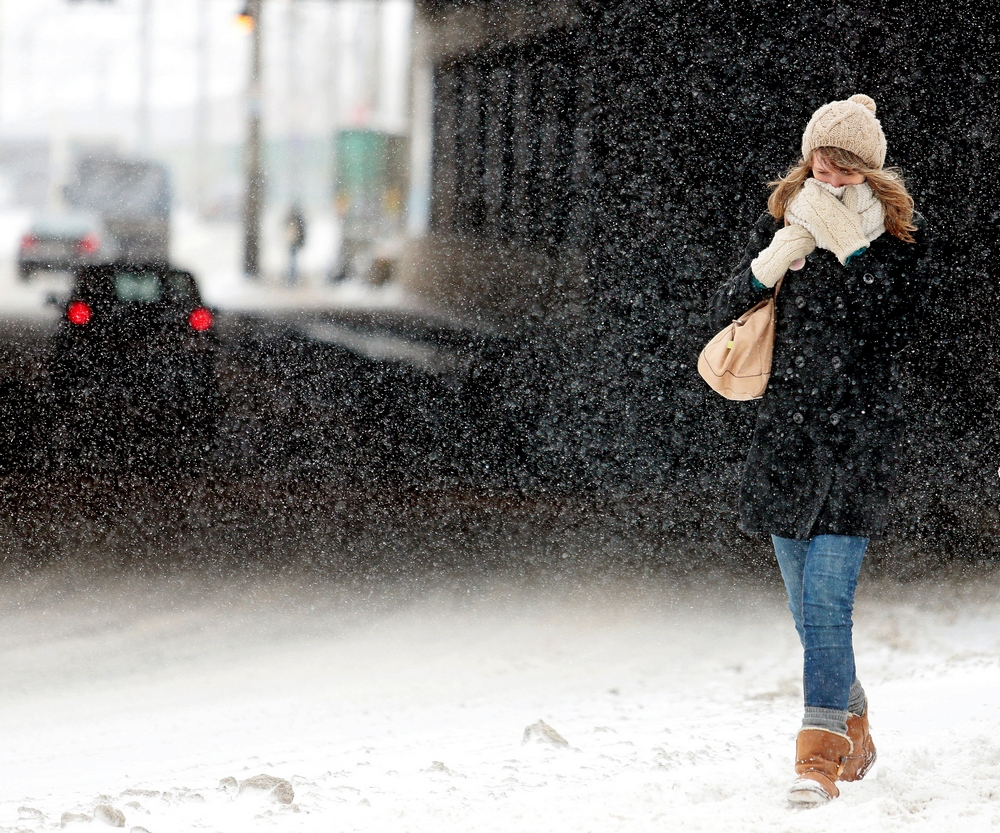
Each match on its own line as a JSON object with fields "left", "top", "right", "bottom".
{"left": 811, "top": 153, "right": 866, "bottom": 188}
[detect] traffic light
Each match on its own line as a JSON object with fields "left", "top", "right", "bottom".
{"left": 236, "top": 3, "right": 256, "bottom": 32}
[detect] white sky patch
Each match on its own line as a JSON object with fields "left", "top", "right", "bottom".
{"left": 0, "top": 0, "right": 412, "bottom": 147}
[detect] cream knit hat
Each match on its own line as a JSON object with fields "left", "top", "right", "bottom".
{"left": 801, "top": 94, "right": 887, "bottom": 170}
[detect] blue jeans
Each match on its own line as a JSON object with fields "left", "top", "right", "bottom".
{"left": 771, "top": 534, "right": 868, "bottom": 711}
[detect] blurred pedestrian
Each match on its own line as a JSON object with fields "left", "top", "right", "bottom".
{"left": 285, "top": 204, "right": 307, "bottom": 287}
{"left": 708, "top": 95, "right": 925, "bottom": 805}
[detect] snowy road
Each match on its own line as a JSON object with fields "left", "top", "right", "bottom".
{"left": 1, "top": 566, "right": 1000, "bottom": 832}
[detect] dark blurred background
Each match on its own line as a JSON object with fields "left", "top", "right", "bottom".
{"left": 0, "top": 0, "right": 996, "bottom": 574}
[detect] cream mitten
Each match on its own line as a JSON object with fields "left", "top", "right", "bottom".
{"left": 750, "top": 224, "right": 816, "bottom": 288}
{"left": 786, "top": 178, "right": 869, "bottom": 265}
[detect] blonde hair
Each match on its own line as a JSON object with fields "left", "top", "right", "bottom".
{"left": 767, "top": 146, "right": 917, "bottom": 243}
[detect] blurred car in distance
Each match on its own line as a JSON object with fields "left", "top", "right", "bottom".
{"left": 18, "top": 212, "right": 117, "bottom": 280}
{"left": 48, "top": 263, "right": 219, "bottom": 469}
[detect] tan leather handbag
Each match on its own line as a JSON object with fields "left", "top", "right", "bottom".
{"left": 698, "top": 282, "right": 780, "bottom": 401}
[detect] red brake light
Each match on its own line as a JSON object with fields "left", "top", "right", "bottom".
{"left": 20, "top": 233, "right": 38, "bottom": 251}
{"left": 188, "top": 307, "right": 213, "bottom": 331}
{"left": 67, "top": 301, "right": 92, "bottom": 326}
{"left": 77, "top": 233, "right": 100, "bottom": 255}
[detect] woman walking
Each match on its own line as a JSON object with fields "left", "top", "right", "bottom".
{"left": 709, "top": 95, "right": 924, "bottom": 804}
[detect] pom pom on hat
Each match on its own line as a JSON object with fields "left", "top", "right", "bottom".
{"left": 848, "top": 94, "right": 877, "bottom": 114}
{"left": 801, "top": 94, "right": 887, "bottom": 169}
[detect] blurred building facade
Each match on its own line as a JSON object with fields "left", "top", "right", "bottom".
{"left": 399, "top": 1, "right": 587, "bottom": 328}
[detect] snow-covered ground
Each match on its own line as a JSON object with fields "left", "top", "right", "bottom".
{"left": 1, "top": 565, "right": 999, "bottom": 832}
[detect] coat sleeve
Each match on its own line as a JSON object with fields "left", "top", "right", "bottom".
{"left": 708, "top": 212, "right": 780, "bottom": 332}
{"left": 845, "top": 217, "right": 928, "bottom": 356}
{"left": 884, "top": 223, "right": 930, "bottom": 356}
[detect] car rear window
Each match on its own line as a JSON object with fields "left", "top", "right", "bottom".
{"left": 110, "top": 269, "right": 199, "bottom": 304}
{"left": 114, "top": 271, "right": 161, "bottom": 303}
{"left": 32, "top": 215, "right": 97, "bottom": 238}
{"left": 164, "top": 271, "right": 197, "bottom": 301}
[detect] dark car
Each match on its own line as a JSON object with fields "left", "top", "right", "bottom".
{"left": 17, "top": 212, "right": 118, "bottom": 280}
{"left": 48, "top": 264, "right": 219, "bottom": 469}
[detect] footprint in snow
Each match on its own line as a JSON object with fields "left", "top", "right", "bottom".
{"left": 236, "top": 774, "right": 295, "bottom": 805}
{"left": 18, "top": 806, "right": 44, "bottom": 826}
{"left": 93, "top": 805, "right": 126, "bottom": 827}
{"left": 522, "top": 720, "right": 571, "bottom": 748}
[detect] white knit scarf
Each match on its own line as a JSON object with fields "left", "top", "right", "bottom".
{"left": 811, "top": 180, "right": 886, "bottom": 243}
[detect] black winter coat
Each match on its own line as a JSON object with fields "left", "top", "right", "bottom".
{"left": 710, "top": 212, "right": 926, "bottom": 540}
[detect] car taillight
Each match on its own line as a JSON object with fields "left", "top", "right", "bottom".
{"left": 188, "top": 307, "right": 213, "bottom": 331}
{"left": 67, "top": 301, "right": 92, "bottom": 326}
{"left": 76, "top": 233, "right": 100, "bottom": 255}
{"left": 20, "top": 233, "right": 38, "bottom": 251}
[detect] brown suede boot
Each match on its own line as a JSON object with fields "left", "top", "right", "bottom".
{"left": 787, "top": 728, "right": 853, "bottom": 805}
{"left": 840, "top": 707, "right": 877, "bottom": 781}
